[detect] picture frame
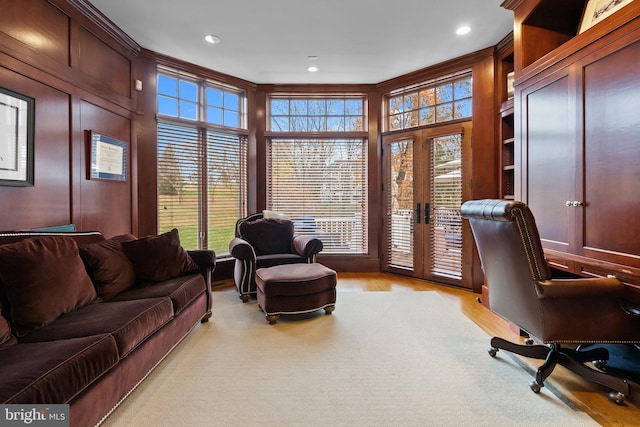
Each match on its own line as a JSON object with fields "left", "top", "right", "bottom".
{"left": 0, "top": 87, "right": 35, "bottom": 186}
{"left": 88, "top": 131, "right": 127, "bottom": 181}
{"left": 579, "top": 0, "right": 634, "bottom": 34}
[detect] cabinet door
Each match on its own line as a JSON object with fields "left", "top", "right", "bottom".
{"left": 580, "top": 40, "right": 640, "bottom": 267}
{"left": 522, "top": 71, "right": 577, "bottom": 253}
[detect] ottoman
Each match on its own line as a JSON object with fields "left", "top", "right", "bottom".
{"left": 255, "top": 263, "right": 337, "bottom": 324}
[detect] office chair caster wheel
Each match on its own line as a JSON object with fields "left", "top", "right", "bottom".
{"left": 530, "top": 381, "right": 541, "bottom": 393}
{"left": 593, "top": 359, "right": 607, "bottom": 370}
{"left": 488, "top": 347, "right": 498, "bottom": 357}
{"left": 609, "top": 391, "right": 626, "bottom": 405}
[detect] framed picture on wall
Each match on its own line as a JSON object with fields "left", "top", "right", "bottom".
{"left": 579, "top": 0, "right": 635, "bottom": 34}
{"left": 88, "top": 131, "right": 127, "bottom": 181}
{"left": 0, "top": 87, "right": 35, "bottom": 186}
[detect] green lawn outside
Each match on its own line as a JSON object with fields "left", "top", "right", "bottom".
{"left": 159, "top": 190, "right": 241, "bottom": 253}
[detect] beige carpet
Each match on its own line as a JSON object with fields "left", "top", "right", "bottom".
{"left": 101, "top": 290, "right": 598, "bottom": 427}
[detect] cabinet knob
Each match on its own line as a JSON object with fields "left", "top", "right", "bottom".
{"left": 565, "top": 201, "right": 572, "bottom": 207}
{"left": 572, "top": 201, "right": 583, "bottom": 207}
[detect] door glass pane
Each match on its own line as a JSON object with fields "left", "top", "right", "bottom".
{"left": 430, "top": 134, "right": 462, "bottom": 278}
{"left": 387, "top": 140, "right": 414, "bottom": 269}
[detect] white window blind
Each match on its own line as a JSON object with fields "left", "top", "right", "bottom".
{"left": 158, "top": 122, "right": 202, "bottom": 249}
{"left": 429, "top": 133, "right": 463, "bottom": 279}
{"left": 267, "top": 139, "right": 368, "bottom": 254}
{"left": 158, "top": 121, "right": 247, "bottom": 253}
{"left": 206, "top": 131, "right": 247, "bottom": 254}
{"left": 387, "top": 140, "right": 414, "bottom": 269}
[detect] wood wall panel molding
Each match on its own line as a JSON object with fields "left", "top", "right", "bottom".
{"left": 64, "top": 0, "right": 140, "bottom": 56}
{"left": 0, "top": 68, "right": 72, "bottom": 230}
{"left": 0, "top": 0, "right": 71, "bottom": 67}
{"left": 78, "top": 25, "right": 131, "bottom": 98}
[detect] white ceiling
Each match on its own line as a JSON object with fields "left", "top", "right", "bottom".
{"left": 90, "top": 0, "right": 514, "bottom": 85}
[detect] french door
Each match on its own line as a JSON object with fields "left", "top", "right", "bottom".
{"left": 382, "top": 124, "right": 469, "bottom": 287}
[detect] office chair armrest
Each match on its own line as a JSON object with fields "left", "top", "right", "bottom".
{"left": 229, "top": 237, "right": 256, "bottom": 261}
{"left": 535, "top": 277, "right": 624, "bottom": 300}
{"left": 292, "top": 235, "right": 323, "bottom": 257}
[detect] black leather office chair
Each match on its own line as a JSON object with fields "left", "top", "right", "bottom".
{"left": 461, "top": 199, "right": 640, "bottom": 404}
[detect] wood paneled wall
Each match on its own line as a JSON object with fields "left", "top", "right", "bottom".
{"left": 0, "top": 0, "right": 139, "bottom": 236}
{"left": 1, "top": 0, "right": 503, "bottom": 280}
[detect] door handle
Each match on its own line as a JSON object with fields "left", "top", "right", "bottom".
{"left": 424, "top": 203, "right": 430, "bottom": 224}
{"left": 416, "top": 203, "right": 421, "bottom": 224}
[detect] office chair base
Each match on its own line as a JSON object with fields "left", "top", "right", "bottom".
{"left": 489, "top": 336, "right": 630, "bottom": 405}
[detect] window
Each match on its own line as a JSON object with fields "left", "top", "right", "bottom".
{"left": 157, "top": 69, "right": 247, "bottom": 254}
{"left": 267, "top": 95, "right": 368, "bottom": 254}
{"left": 270, "top": 97, "right": 365, "bottom": 132}
{"left": 205, "top": 86, "right": 241, "bottom": 128}
{"left": 158, "top": 72, "right": 246, "bottom": 128}
{"left": 268, "top": 139, "right": 367, "bottom": 253}
{"left": 386, "top": 73, "right": 472, "bottom": 131}
{"left": 158, "top": 75, "right": 199, "bottom": 120}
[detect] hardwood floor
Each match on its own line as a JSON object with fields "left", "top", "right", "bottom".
{"left": 215, "top": 272, "right": 640, "bottom": 426}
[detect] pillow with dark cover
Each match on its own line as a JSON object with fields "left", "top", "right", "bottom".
{"left": 0, "top": 237, "right": 97, "bottom": 336}
{"left": 239, "top": 218, "right": 294, "bottom": 256}
{"left": 79, "top": 234, "right": 137, "bottom": 300}
{"left": 0, "top": 302, "right": 16, "bottom": 349}
{"left": 122, "top": 228, "right": 198, "bottom": 281}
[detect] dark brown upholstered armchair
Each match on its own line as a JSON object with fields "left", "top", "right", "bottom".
{"left": 461, "top": 199, "right": 640, "bottom": 404}
{"left": 228, "top": 213, "right": 323, "bottom": 302}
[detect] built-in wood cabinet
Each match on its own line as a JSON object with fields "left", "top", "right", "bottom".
{"left": 496, "top": 35, "right": 515, "bottom": 200}
{"left": 499, "top": 100, "right": 514, "bottom": 200}
{"left": 502, "top": 0, "right": 640, "bottom": 295}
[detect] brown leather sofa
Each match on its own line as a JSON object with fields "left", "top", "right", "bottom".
{"left": 0, "top": 229, "right": 215, "bottom": 426}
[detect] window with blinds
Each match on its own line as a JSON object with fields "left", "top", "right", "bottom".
{"left": 158, "top": 122, "right": 247, "bottom": 253}
{"left": 267, "top": 138, "right": 368, "bottom": 254}
{"left": 429, "top": 133, "right": 463, "bottom": 279}
{"left": 158, "top": 123, "right": 202, "bottom": 249}
{"left": 157, "top": 68, "right": 247, "bottom": 254}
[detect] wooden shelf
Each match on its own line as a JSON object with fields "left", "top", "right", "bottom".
{"left": 500, "top": 98, "right": 514, "bottom": 115}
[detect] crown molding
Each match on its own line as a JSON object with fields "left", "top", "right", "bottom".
{"left": 65, "top": 0, "right": 141, "bottom": 55}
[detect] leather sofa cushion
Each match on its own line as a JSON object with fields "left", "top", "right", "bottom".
{"left": 20, "top": 298, "right": 173, "bottom": 358}
{"left": 111, "top": 274, "right": 205, "bottom": 315}
{"left": 0, "top": 237, "right": 97, "bottom": 336}
{"left": 79, "top": 234, "right": 137, "bottom": 300}
{"left": 239, "top": 218, "right": 294, "bottom": 256}
{"left": 122, "top": 229, "right": 198, "bottom": 281}
{"left": 0, "top": 334, "right": 118, "bottom": 404}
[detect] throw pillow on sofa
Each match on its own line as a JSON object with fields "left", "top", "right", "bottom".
{"left": 79, "top": 234, "right": 137, "bottom": 300}
{"left": 0, "top": 236, "right": 97, "bottom": 336}
{"left": 122, "top": 228, "right": 198, "bottom": 282}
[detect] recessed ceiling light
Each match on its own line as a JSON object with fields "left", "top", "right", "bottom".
{"left": 456, "top": 26, "right": 471, "bottom": 35}
{"left": 205, "top": 34, "right": 221, "bottom": 44}
{"left": 307, "top": 56, "right": 319, "bottom": 72}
